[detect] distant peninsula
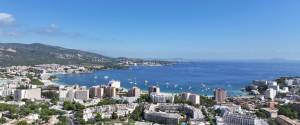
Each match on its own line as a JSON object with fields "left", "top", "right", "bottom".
{"left": 0, "top": 43, "right": 171, "bottom": 68}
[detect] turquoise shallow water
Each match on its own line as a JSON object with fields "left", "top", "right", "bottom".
{"left": 55, "top": 61, "right": 300, "bottom": 96}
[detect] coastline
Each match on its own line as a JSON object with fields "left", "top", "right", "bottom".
{"left": 50, "top": 68, "right": 248, "bottom": 97}
{"left": 48, "top": 61, "right": 300, "bottom": 97}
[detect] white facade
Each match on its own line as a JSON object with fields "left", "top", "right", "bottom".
{"left": 181, "top": 92, "right": 200, "bottom": 105}
{"left": 148, "top": 86, "right": 160, "bottom": 94}
{"left": 59, "top": 87, "right": 75, "bottom": 101}
{"left": 214, "top": 104, "right": 242, "bottom": 114}
{"left": 144, "top": 111, "right": 181, "bottom": 125}
{"left": 285, "top": 79, "right": 294, "bottom": 86}
{"left": 278, "top": 87, "right": 289, "bottom": 93}
{"left": 265, "top": 88, "right": 276, "bottom": 101}
{"left": 74, "top": 90, "right": 89, "bottom": 101}
{"left": 223, "top": 113, "right": 268, "bottom": 125}
{"left": 267, "top": 81, "right": 277, "bottom": 86}
{"left": 0, "top": 88, "right": 15, "bottom": 96}
{"left": 83, "top": 103, "right": 137, "bottom": 121}
{"left": 145, "top": 103, "right": 204, "bottom": 124}
{"left": 150, "top": 93, "right": 174, "bottom": 103}
{"left": 14, "top": 88, "right": 41, "bottom": 100}
{"left": 108, "top": 80, "right": 121, "bottom": 88}
{"left": 59, "top": 86, "right": 90, "bottom": 101}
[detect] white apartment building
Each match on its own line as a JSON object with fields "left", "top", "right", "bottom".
{"left": 158, "top": 103, "right": 204, "bottom": 120}
{"left": 150, "top": 93, "right": 174, "bottom": 103}
{"left": 268, "top": 81, "right": 280, "bottom": 90}
{"left": 148, "top": 86, "right": 160, "bottom": 94}
{"left": 223, "top": 113, "right": 268, "bottom": 125}
{"left": 0, "top": 87, "right": 15, "bottom": 97}
{"left": 267, "top": 81, "right": 289, "bottom": 93}
{"left": 144, "top": 103, "right": 204, "bottom": 125}
{"left": 265, "top": 88, "right": 277, "bottom": 101}
{"left": 214, "top": 104, "right": 242, "bottom": 114}
{"left": 59, "top": 86, "right": 89, "bottom": 101}
{"left": 181, "top": 92, "right": 200, "bottom": 105}
{"left": 83, "top": 103, "right": 137, "bottom": 121}
{"left": 14, "top": 88, "right": 41, "bottom": 100}
{"left": 144, "top": 111, "right": 181, "bottom": 125}
{"left": 108, "top": 80, "right": 121, "bottom": 88}
{"left": 285, "top": 79, "right": 295, "bottom": 86}
{"left": 59, "top": 87, "right": 75, "bottom": 101}
{"left": 74, "top": 90, "right": 89, "bottom": 101}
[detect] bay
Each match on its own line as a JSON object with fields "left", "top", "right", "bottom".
{"left": 55, "top": 61, "right": 300, "bottom": 96}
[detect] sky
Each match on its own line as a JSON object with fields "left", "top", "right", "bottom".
{"left": 0, "top": 0, "right": 300, "bottom": 60}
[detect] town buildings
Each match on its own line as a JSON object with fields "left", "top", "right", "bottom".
{"left": 148, "top": 86, "right": 160, "bottom": 94}
{"left": 83, "top": 103, "right": 137, "bottom": 121}
{"left": 1, "top": 64, "right": 299, "bottom": 125}
{"left": 267, "top": 81, "right": 289, "bottom": 94}
{"left": 144, "top": 111, "right": 181, "bottom": 125}
{"left": 105, "top": 86, "right": 117, "bottom": 98}
{"left": 148, "top": 86, "right": 174, "bottom": 103}
{"left": 261, "top": 108, "right": 278, "bottom": 118}
{"left": 144, "top": 103, "right": 204, "bottom": 125}
{"left": 265, "top": 88, "right": 277, "bottom": 101}
{"left": 214, "top": 103, "right": 243, "bottom": 114}
{"left": 128, "top": 86, "right": 141, "bottom": 97}
{"left": 14, "top": 88, "right": 41, "bottom": 100}
{"left": 214, "top": 88, "right": 227, "bottom": 104}
{"left": 59, "top": 85, "right": 89, "bottom": 101}
{"left": 181, "top": 92, "right": 200, "bottom": 105}
{"left": 150, "top": 93, "right": 174, "bottom": 103}
{"left": 59, "top": 86, "right": 75, "bottom": 101}
{"left": 108, "top": 80, "right": 121, "bottom": 89}
{"left": 89, "top": 85, "right": 105, "bottom": 98}
{"left": 74, "top": 89, "right": 89, "bottom": 101}
{"left": 223, "top": 112, "right": 268, "bottom": 125}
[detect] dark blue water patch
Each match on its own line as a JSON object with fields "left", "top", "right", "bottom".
{"left": 55, "top": 61, "right": 300, "bottom": 96}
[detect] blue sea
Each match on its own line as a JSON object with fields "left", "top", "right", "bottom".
{"left": 55, "top": 61, "right": 300, "bottom": 96}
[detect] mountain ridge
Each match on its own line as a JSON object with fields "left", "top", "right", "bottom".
{"left": 0, "top": 43, "right": 122, "bottom": 66}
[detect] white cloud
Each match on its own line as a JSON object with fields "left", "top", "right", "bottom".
{"left": 0, "top": 12, "right": 15, "bottom": 25}
{"left": 0, "top": 29, "right": 22, "bottom": 37}
{"left": 35, "top": 24, "right": 64, "bottom": 35}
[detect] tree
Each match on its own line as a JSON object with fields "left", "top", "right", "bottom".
{"left": 257, "top": 84, "right": 268, "bottom": 93}
{"left": 200, "top": 96, "right": 216, "bottom": 107}
{"left": 255, "top": 109, "right": 268, "bottom": 118}
{"left": 130, "top": 104, "right": 144, "bottom": 121}
{"left": 42, "top": 91, "right": 59, "bottom": 99}
{"left": 74, "top": 102, "right": 85, "bottom": 111}
{"left": 16, "top": 120, "right": 28, "bottom": 125}
{"left": 268, "top": 119, "right": 279, "bottom": 125}
{"left": 0, "top": 117, "right": 6, "bottom": 124}
{"left": 63, "top": 101, "right": 76, "bottom": 110}
{"left": 97, "top": 98, "right": 127, "bottom": 106}
{"left": 95, "top": 113, "right": 102, "bottom": 122}
{"left": 278, "top": 105, "right": 298, "bottom": 119}
{"left": 215, "top": 109, "right": 222, "bottom": 116}
{"left": 55, "top": 116, "right": 68, "bottom": 125}
{"left": 136, "top": 94, "right": 151, "bottom": 103}
{"left": 74, "top": 111, "right": 86, "bottom": 125}
{"left": 30, "top": 79, "right": 44, "bottom": 85}
{"left": 111, "top": 112, "right": 118, "bottom": 119}
{"left": 5, "top": 95, "right": 14, "bottom": 101}
{"left": 50, "top": 98, "right": 59, "bottom": 105}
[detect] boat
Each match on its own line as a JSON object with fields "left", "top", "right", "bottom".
{"left": 104, "top": 75, "right": 109, "bottom": 79}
